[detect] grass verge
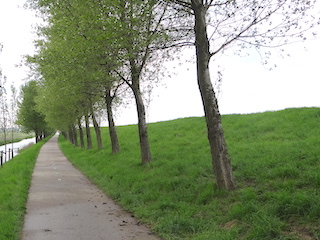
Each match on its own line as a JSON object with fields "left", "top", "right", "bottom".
{"left": 59, "top": 107, "right": 320, "bottom": 239}
{"left": 0, "top": 132, "right": 34, "bottom": 146}
{"left": 0, "top": 136, "right": 50, "bottom": 240}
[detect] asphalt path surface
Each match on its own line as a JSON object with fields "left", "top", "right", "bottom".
{"left": 22, "top": 134, "right": 160, "bottom": 240}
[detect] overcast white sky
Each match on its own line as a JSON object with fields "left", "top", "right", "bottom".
{"left": 0, "top": 0, "right": 36, "bottom": 86}
{"left": 0, "top": 0, "right": 319, "bottom": 126}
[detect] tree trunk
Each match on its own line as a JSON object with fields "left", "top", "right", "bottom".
{"left": 68, "top": 125, "right": 78, "bottom": 147}
{"left": 105, "top": 88, "right": 120, "bottom": 154}
{"left": 90, "top": 105, "right": 103, "bottom": 150}
{"left": 192, "top": 1, "right": 236, "bottom": 190}
{"left": 68, "top": 127, "right": 74, "bottom": 144}
{"left": 84, "top": 114, "right": 92, "bottom": 149}
{"left": 35, "top": 131, "right": 39, "bottom": 143}
{"left": 78, "top": 117, "right": 85, "bottom": 148}
{"left": 131, "top": 76, "right": 152, "bottom": 165}
{"left": 72, "top": 125, "right": 78, "bottom": 147}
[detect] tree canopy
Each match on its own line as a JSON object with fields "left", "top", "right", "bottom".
{"left": 16, "top": 81, "right": 50, "bottom": 142}
{"left": 26, "top": 0, "right": 319, "bottom": 189}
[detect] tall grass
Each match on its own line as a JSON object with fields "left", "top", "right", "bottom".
{"left": 59, "top": 107, "right": 320, "bottom": 239}
{"left": 0, "top": 136, "right": 49, "bottom": 240}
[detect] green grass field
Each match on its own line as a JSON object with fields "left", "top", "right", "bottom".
{"left": 0, "top": 137, "right": 49, "bottom": 240}
{"left": 59, "top": 107, "right": 320, "bottom": 239}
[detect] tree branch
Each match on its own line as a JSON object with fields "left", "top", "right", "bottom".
{"left": 113, "top": 70, "right": 132, "bottom": 89}
{"left": 210, "top": 1, "right": 286, "bottom": 56}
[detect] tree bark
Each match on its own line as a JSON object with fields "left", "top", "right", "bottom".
{"left": 105, "top": 87, "right": 120, "bottom": 154}
{"left": 35, "top": 130, "right": 39, "bottom": 143}
{"left": 90, "top": 105, "right": 103, "bottom": 150}
{"left": 68, "top": 127, "right": 74, "bottom": 144}
{"left": 192, "top": 1, "right": 236, "bottom": 190}
{"left": 84, "top": 114, "right": 92, "bottom": 149}
{"left": 78, "top": 117, "right": 85, "bottom": 148}
{"left": 72, "top": 125, "right": 78, "bottom": 147}
{"left": 131, "top": 75, "right": 152, "bottom": 165}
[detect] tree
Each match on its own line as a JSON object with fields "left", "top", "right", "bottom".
{"left": 26, "top": 13, "right": 102, "bottom": 148}
{"left": 110, "top": 0, "right": 178, "bottom": 164}
{"left": 10, "top": 83, "right": 18, "bottom": 156}
{"left": 103, "top": 82, "right": 122, "bottom": 154}
{"left": 84, "top": 114, "right": 92, "bottom": 149}
{"left": 17, "top": 81, "right": 49, "bottom": 142}
{"left": 77, "top": 117, "right": 85, "bottom": 148}
{"left": 29, "top": 0, "right": 178, "bottom": 163}
{"left": 28, "top": 0, "right": 125, "bottom": 152}
{"left": 165, "top": 0, "right": 319, "bottom": 190}
{"left": 0, "top": 67, "right": 9, "bottom": 160}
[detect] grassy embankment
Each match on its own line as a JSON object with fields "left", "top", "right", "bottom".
{"left": 0, "top": 132, "right": 34, "bottom": 146}
{"left": 59, "top": 107, "right": 320, "bottom": 240}
{"left": 0, "top": 136, "right": 50, "bottom": 240}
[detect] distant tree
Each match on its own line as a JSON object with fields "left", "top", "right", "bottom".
{"left": 17, "top": 81, "right": 49, "bottom": 142}
{"left": 77, "top": 117, "right": 85, "bottom": 149}
{"left": 0, "top": 68, "right": 9, "bottom": 160}
{"left": 84, "top": 114, "right": 92, "bottom": 149}
{"left": 10, "top": 83, "right": 17, "bottom": 154}
{"left": 27, "top": 0, "right": 124, "bottom": 151}
{"left": 165, "top": 0, "right": 319, "bottom": 190}
{"left": 28, "top": 0, "right": 179, "bottom": 161}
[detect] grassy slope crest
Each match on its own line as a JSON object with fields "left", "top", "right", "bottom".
{"left": 59, "top": 108, "right": 320, "bottom": 240}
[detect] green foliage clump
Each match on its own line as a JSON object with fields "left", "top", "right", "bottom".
{"left": 16, "top": 81, "right": 50, "bottom": 139}
{"left": 59, "top": 107, "right": 320, "bottom": 239}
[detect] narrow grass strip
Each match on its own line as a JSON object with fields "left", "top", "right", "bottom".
{"left": 0, "top": 136, "right": 51, "bottom": 240}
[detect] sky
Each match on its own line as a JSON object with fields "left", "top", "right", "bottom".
{"left": 0, "top": 0, "right": 38, "bottom": 88}
{"left": 0, "top": 0, "right": 319, "bottom": 126}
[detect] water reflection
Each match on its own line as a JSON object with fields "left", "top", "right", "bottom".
{"left": 0, "top": 137, "right": 36, "bottom": 164}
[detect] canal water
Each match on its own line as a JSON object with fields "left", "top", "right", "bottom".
{"left": 0, "top": 137, "right": 36, "bottom": 164}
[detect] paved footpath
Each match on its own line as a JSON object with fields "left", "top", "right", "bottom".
{"left": 22, "top": 134, "right": 160, "bottom": 240}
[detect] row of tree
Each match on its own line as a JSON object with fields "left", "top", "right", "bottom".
{"left": 22, "top": 0, "right": 318, "bottom": 190}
